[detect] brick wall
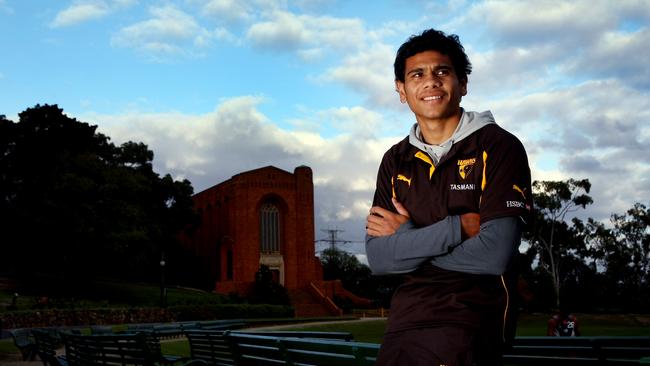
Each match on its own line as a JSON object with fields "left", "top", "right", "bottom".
{"left": 182, "top": 166, "right": 322, "bottom": 297}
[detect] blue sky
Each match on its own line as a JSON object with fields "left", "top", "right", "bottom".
{"left": 1, "top": 0, "right": 649, "bottom": 259}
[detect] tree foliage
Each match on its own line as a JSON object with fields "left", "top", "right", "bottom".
{"left": 581, "top": 203, "right": 650, "bottom": 311}
{"left": 320, "top": 247, "right": 402, "bottom": 308}
{"left": 0, "top": 105, "right": 197, "bottom": 284}
{"left": 524, "top": 179, "right": 592, "bottom": 308}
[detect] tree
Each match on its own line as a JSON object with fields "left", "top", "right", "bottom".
{"left": 0, "top": 105, "right": 196, "bottom": 285}
{"left": 587, "top": 203, "right": 650, "bottom": 311}
{"left": 319, "top": 248, "right": 402, "bottom": 308}
{"left": 524, "top": 179, "right": 593, "bottom": 308}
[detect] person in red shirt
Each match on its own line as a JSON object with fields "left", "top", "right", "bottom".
{"left": 547, "top": 310, "right": 580, "bottom": 337}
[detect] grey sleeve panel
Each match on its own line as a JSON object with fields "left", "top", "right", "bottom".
{"left": 365, "top": 215, "right": 461, "bottom": 275}
{"left": 431, "top": 216, "right": 521, "bottom": 275}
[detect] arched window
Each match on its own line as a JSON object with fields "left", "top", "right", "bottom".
{"left": 259, "top": 203, "right": 280, "bottom": 253}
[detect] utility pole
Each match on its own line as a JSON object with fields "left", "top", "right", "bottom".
{"left": 316, "top": 228, "right": 364, "bottom": 251}
{"left": 321, "top": 228, "right": 346, "bottom": 251}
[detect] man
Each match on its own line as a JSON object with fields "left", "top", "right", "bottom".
{"left": 547, "top": 310, "right": 580, "bottom": 337}
{"left": 366, "top": 29, "right": 533, "bottom": 365}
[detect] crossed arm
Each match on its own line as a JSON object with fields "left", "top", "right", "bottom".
{"left": 365, "top": 198, "right": 521, "bottom": 275}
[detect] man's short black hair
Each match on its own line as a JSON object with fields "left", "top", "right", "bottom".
{"left": 394, "top": 28, "right": 472, "bottom": 83}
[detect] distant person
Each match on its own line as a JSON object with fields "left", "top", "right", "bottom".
{"left": 547, "top": 310, "right": 580, "bottom": 336}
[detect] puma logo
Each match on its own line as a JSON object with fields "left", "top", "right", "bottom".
{"left": 397, "top": 174, "right": 412, "bottom": 187}
{"left": 513, "top": 184, "right": 527, "bottom": 199}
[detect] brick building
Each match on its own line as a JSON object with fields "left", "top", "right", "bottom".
{"left": 182, "top": 166, "right": 368, "bottom": 316}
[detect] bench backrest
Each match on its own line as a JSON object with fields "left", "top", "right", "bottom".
{"left": 185, "top": 330, "right": 235, "bottom": 366}
{"left": 226, "top": 332, "right": 379, "bottom": 366}
{"left": 504, "top": 336, "right": 650, "bottom": 365}
{"left": 238, "top": 331, "right": 353, "bottom": 341}
{"left": 60, "top": 331, "right": 155, "bottom": 366}
{"left": 32, "top": 329, "right": 62, "bottom": 365}
{"left": 10, "top": 328, "right": 33, "bottom": 347}
{"left": 184, "top": 329, "right": 358, "bottom": 366}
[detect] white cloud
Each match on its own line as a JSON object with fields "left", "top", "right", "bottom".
{"left": 461, "top": 1, "right": 618, "bottom": 47}
{"left": 567, "top": 27, "right": 650, "bottom": 89}
{"left": 111, "top": 5, "right": 217, "bottom": 59}
{"left": 50, "top": 0, "right": 136, "bottom": 27}
{"left": 489, "top": 78, "right": 650, "bottom": 221}
{"left": 246, "top": 10, "right": 364, "bottom": 52}
{"left": 451, "top": 0, "right": 650, "bottom": 94}
{"left": 51, "top": 1, "right": 110, "bottom": 27}
{"left": 200, "top": 0, "right": 254, "bottom": 24}
{"left": 320, "top": 42, "right": 397, "bottom": 108}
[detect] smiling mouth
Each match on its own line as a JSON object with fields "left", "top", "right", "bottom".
{"left": 422, "top": 96, "right": 442, "bottom": 101}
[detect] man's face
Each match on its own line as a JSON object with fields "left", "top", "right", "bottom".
{"left": 396, "top": 50, "right": 467, "bottom": 126}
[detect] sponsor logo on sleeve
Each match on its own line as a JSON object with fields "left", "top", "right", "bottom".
{"left": 509, "top": 184, "right": 531, "bottom": 210}
{"left": 513, "top": 184, "right": 527, "bottom": 199}
{"left": 506, "top": 200, "right": 526, "bottom": 208}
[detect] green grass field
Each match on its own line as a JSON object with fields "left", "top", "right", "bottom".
{"left": 276, "top": 313, "right": 650, "bottom": 343}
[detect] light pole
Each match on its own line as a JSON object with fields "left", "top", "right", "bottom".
{"left": 159, "top": 255, "right": 167, "bottom": 308}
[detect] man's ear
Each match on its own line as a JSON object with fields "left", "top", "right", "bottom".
{"left": 460, "top": 78, "right": 468, "bottom": 96}
{"left": 395, "top": 80, "right": 406, "bottom": 103}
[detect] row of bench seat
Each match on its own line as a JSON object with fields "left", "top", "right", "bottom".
{"left": 186, "top": 329, "right": 374, "bottom": 366}
{"left": 186, "top": 330, "right": 650, "bottom": 366}
{"left": 22, "top": 325, "right": 650, "bottom": 366}
{"left": 504, "top": 336, "right": 650, "bottom": 365}
{"left": 10, "top": 319, "right": 248, "bottom": 361}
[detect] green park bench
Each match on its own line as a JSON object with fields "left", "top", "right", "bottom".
{"left": 185, "top": 330, "right": 236, "bottom": 366}
{"left": 9, "top": 328, "right": 37, "bottom": 361}
{"left": 503, "top": 336, "right": 650, "bottom": 365}
{"left": 226, "top": 331, "right": 379, "bottom": 366}
{"left": 184, "top": 329, "right": 361, "bottom": 366}
{"left": 32, "top": 328, "right": 67, "bottom": 366}
{"left": 59, "top": 331, "right": 207, "bottom": 366}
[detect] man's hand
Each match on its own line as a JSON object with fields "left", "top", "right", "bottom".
{"left": 366, "top": 198, "right": 410, "bottom": 237}
{"left": 460, "top": 213, "right": 480, "bottom": 240}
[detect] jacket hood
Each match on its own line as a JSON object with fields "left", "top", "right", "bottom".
{"left": 408, "top": 110, "right": 496, "bottom": 166}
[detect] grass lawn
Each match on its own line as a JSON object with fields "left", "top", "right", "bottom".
{"left": 272, "top": 313, "right": 650, "bottom": 343}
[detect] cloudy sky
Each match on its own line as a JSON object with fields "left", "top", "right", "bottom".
{"left": 1, "top": 0, "right": 649, "bottom": 258}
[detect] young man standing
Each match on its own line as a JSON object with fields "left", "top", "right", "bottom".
{"left": 366, "top": 29, "right": 533, "bottom": 365}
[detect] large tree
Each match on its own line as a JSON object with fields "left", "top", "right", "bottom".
{"left": 0, "top": 105, "right": 196, "bottom": 284}
{"left": 585, "top": 203, "right": 650, "bottom": 311}
{"left": 524, "top": 179, "right": 593, "bottom": 308}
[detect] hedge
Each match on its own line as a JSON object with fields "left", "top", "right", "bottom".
{"left": 0, "top": 304, "right": 294, "bottom": 329}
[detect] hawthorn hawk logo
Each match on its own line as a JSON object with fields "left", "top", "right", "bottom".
{"left": 457, "top": 158, "right": 476, "bottom": 180}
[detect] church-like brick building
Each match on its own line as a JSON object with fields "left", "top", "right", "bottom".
{"left": 181, "top": 166, "right": 328, "bottom": 310}
{"left": 182, "top": 165, "right": 371, "bottom": 316}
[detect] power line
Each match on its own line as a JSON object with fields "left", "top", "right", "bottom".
{"left": 315, "top": 228, "right": 363, "bottom": 251}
